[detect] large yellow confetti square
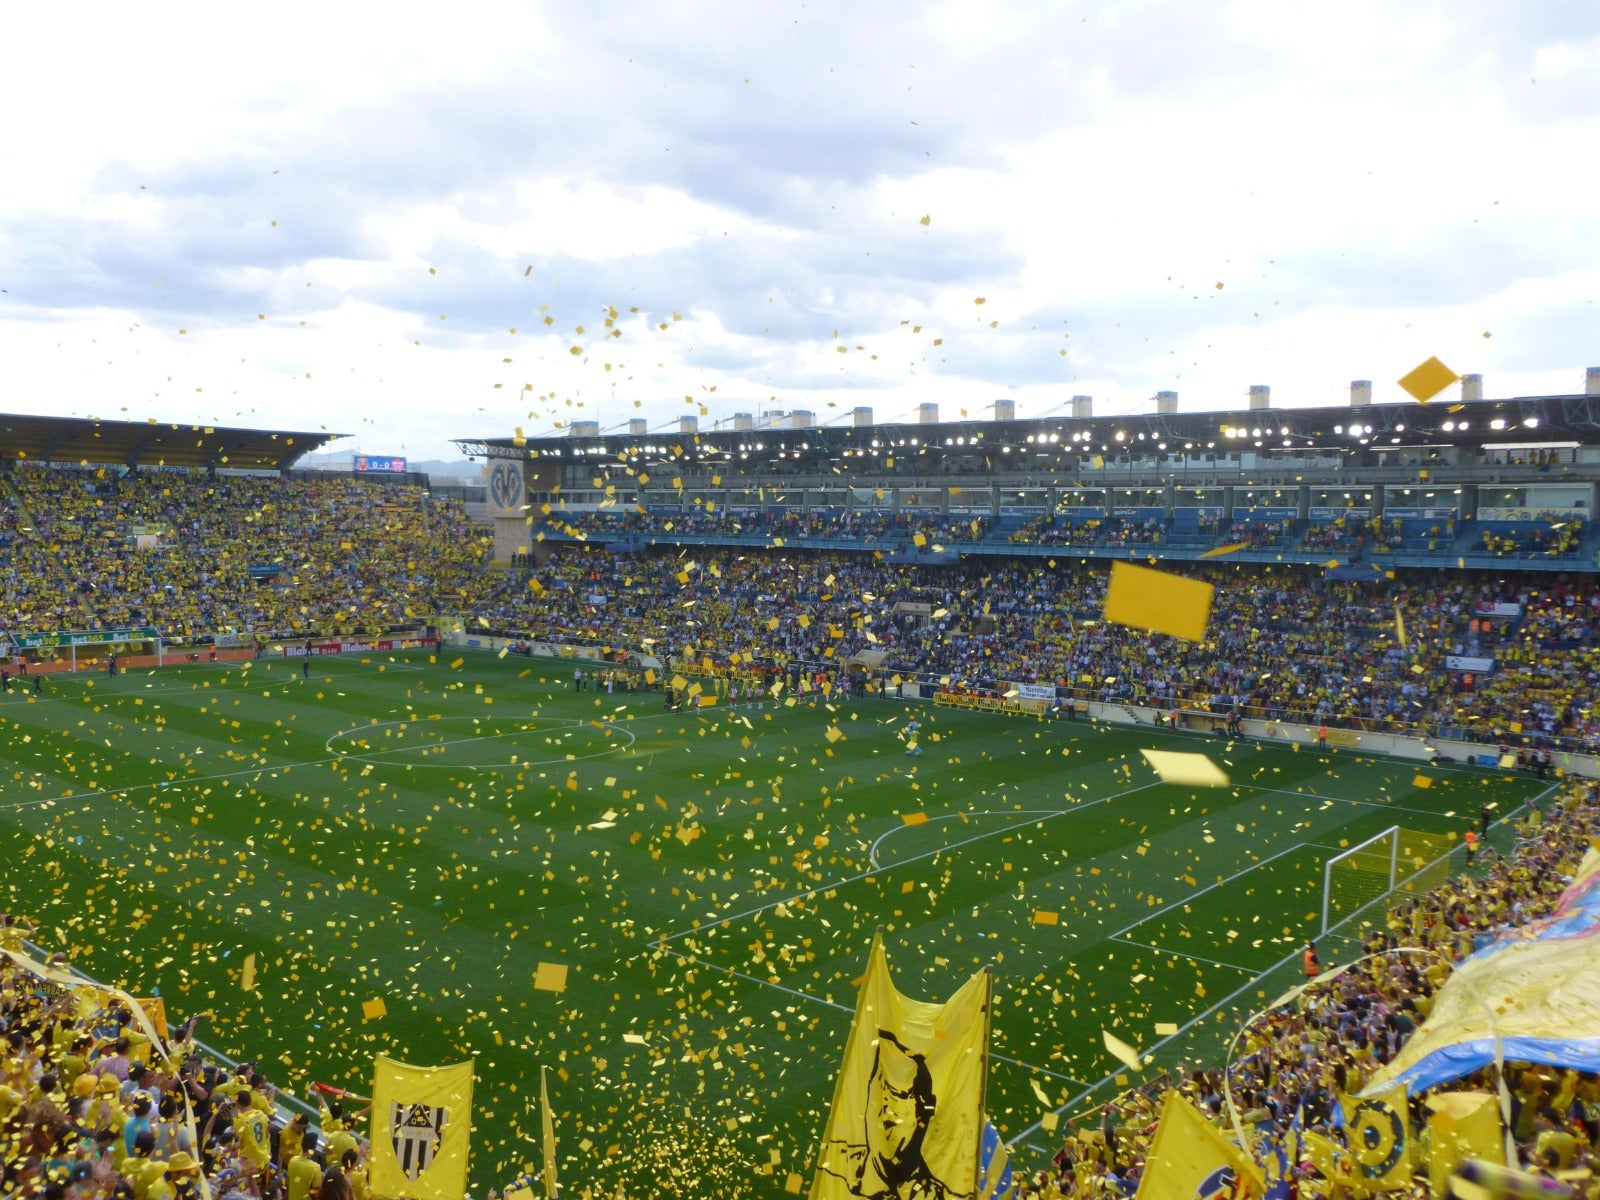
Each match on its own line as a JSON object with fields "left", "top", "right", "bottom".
{"left": 1103, "top": 561, "right": 1212, "bottom": 641}
{"left": 534, "top": 962, "right": 569, "bottom": 993}
{"left": 362, "top": 998, "right": 387, "bottom": 1020}
{"left": 901, "top": 812, "right": 928, "bottom": 826}
{"left": 1140, "top": 748, "right": 1230, "bottom": 788}
{"left": 1397, "top": 356, "right": 1458, "bottom": 403}
{"left": 1034, "top": 910, "right": 1059, "bottom": 926}
{"left": 1413, "top": 774, "right": 1434, "bottom": 789}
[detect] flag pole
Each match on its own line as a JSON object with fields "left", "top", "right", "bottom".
{"left": 541, "top": 1064, "right": 560, "bottom": 1198}
{"left": 975, "top": 964, "right": 994, "bottom": 1196}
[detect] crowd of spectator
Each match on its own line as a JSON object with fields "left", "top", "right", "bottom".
{"left": 0, "top": 466, "right": 494, "bottom": 648}
{"left": 1103, "top": 518, "right": 1166, "bottom": 547}
{"left": 481, "top": 545, "right": 1600, "bottom": 751}
{"left": 1482, "top": 520, "right": 1585, "bottom": 557}
{"left": 5, "top": 467, "right": 1600, "bottom": 754}
{"left": 1229, "top": 519, "right": 1291, "bottom": 548}
{"left": 0, "top": 932, "right": 372, "bottom": 1198}
{"left": 1019, "top": 785, "right": 1600, "bottom": 1200}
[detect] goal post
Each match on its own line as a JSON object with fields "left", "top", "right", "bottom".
{"left": 1320, "top": 825, "right": 1462, "bottom": 937}
{"left": 1321, "top": 826, "right": 1400, "bottom": 937}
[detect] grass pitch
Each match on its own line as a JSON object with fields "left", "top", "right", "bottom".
{"left": 0, "top": 651, "right": 1550, "bottom": 1195}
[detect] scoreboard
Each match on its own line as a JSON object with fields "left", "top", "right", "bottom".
{"left": 354, "top": 455, "right": 408, "bottom": 474}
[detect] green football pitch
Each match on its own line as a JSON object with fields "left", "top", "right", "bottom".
{"left": 0, "top": 650, "right": 1553, "bottom": 1196}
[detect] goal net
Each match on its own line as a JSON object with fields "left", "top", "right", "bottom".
{"left": 1321, "top": 826, "right": 1458, "bottom": 937}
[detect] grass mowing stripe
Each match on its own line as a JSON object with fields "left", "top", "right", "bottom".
{"left": 1, "top": 650, "right": 1560, "bottom": 1197}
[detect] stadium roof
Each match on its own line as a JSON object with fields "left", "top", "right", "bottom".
{"left": 0, "top": 413, "right": 347, "bottom": 471}
{"left": 456, "top": 389, "right": 1600, "bottom": 470}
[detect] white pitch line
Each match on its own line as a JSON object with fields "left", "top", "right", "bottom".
{"left": 323, "top": 716, "right": 636, "bottom": 768}
{"left": 1110, "top": 935, "right": 1255, "bottom": 974}
{"left": 0, "top": 757, "right": 338, "bottom": 813}
{"left": 869, "top": 809, "right": 1070, "bottom": 870}
{"left": 1005, "top": 782, "right": 1566, "bottom": 1152}
{"left": 1252, "top": 785, "right": 1470, "bottom": 820}
{"left": 1101, "top": 835, "right": 1321, "bottom": 944}
{"left": 649, "top": 782, "right": 1162, "bottom": 950}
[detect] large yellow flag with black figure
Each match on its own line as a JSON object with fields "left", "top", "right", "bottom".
{"left": 811, "top": 933, "right": 991, "bottom": 1200}
{"left": 1342, "top": 1087, "right": 1412, "bottom": 1192}
{"left": 370, "top": 1055, "right": 475, "bottom": 1200}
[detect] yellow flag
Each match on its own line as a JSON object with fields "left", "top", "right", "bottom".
{"left": 810, "top": 934, "right": 991, "bottom": 1200}
{"left": 1302, "top": 1129, "right": 1355, "bottom": 1192}
{"left": 1135, "top": 1091, "right": 1261, "bottom": 1200}
{"left": 1342, "top": 1087, "right": 1412, "bottom": 1192}
{"left": 1427, "top": 1092, "right": 1502, "bottom": 1199}
{"left": 541, "top": 1065, "right": 559, "bottom": 1199}
{"left": 370, "top": 1055, "right": 475, "bottom": 1200}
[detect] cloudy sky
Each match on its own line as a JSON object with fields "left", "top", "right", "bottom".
{"left": 3, "top": 2, "right": 1598, "bottom": 464}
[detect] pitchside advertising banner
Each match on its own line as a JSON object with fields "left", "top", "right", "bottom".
{"left": 1013, "top": 683, "right": 1057, "bottom": 701}
{"left": 355, "top": 455, "right": 408, "bottom": 473}
{"left": 15, "top": 628, "right": 158, "bottom": 649}
{"left": 1445, "top": 655, "right": 1497, "bottom": 674}
{"left": 283, "top": 636, "right": 439, "bottom": 658}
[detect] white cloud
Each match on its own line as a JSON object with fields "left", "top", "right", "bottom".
{"left": 2, "top": 1, "right": 1598, "bottom": 460}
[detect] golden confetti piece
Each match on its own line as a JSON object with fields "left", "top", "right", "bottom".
{"left": 240, "top": 953, "right": 257, "bottom": 992}
{"left": 1155, "top": 1022, "right": 1179, "bottom": 1036}
{"left": 1034, "top": 910, "right": 1059, "bottom": 926}
{"left": 902, "top": 880, "right": 916, "bottom": 894}
{"left": 1140, "top": 748, "right": 1230, "bottom": 788}
{"left": 534, "top": 962, "right": 569, "bottom": 993}
{"left": 901, "top": 812, "right": 929, "bottom": 826}
{"left": 1102, "top": 1029, "right": 1145, "bottom": 1071}
{"left": 919, "top": 214, "right": 931, "bottom": 225}
{"left": 786, "top": 1174, "right": 804, "bottom": 1195}
{"left": 1103, "top": 561, "right": 1213, "bottom": 641}
{"left": 1413, "top": 775, "right": 1434, "bottom": 789}
{"left": 1397, "top": 355, "right": 1458, "bottom": 403}
{"left": 362, "top": 997, "right": 387, "bottom": 1020}
{"left": 1199, "top": 541, "right": 1251, "bottom": 559}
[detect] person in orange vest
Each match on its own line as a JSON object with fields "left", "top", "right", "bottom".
{"left": 1465, "top": 828, "right": 1479, "bottom": 868}
{"left": 1317, "top": 724, "right": 1329, "bottom": 751}
{"left": 1303, "top": 940, "right": 1321, "bottom": 982}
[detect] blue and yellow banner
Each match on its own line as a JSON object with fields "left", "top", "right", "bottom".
{"left": 1365, "top": 845, "right": 1600, "bottom": 1096}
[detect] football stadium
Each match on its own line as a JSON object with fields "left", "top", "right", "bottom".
{"left": 5, "top": 372, "right": 1600, "bottom": 1199}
